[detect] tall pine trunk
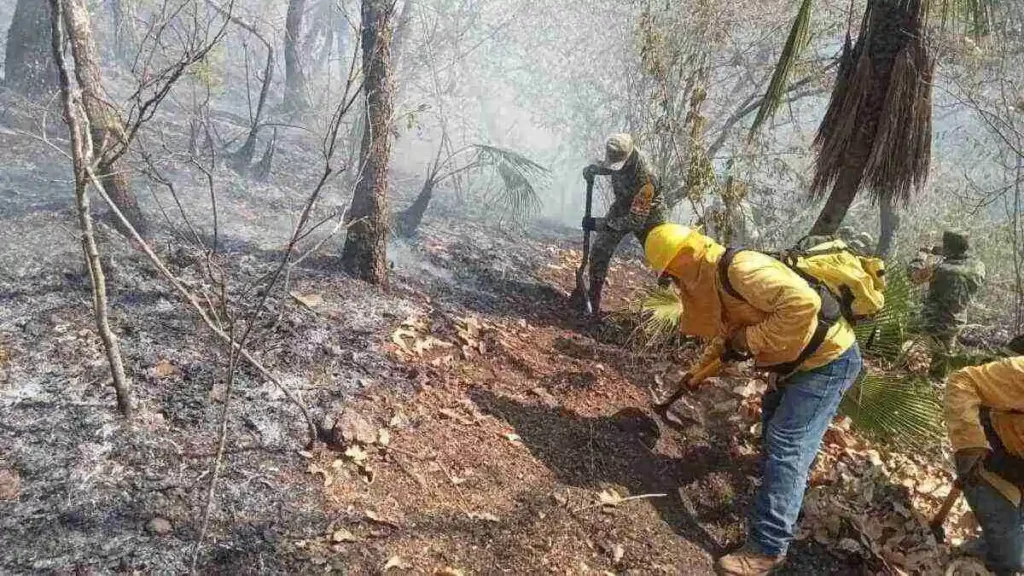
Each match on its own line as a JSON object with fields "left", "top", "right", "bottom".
{"left": 284, "top": 0, "right": 310, "bottom": 113}
{"left": 4, "top": 0, "right": 57, "bottom": 97}
{"left": 63, "top": 0, "right": 147, "bottom": 237}
{"left": 341, "top": 0, "right": 394, "bottom": 285}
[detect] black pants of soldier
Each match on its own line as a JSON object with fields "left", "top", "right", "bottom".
{"left": 574, "top": 225, "right": 659, "bottom": 315}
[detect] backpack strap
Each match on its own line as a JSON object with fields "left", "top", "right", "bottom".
{"left": 718, "top": 247, "right": 745, "bottom": 301}
{"left": 980, "top": 408, "right": 1024, "bottom": 485}
{"left": 717, "top": 246, "right": 831, "bottom": 376}
{"left": 773, "top": 319, "right": 830, "bottom": 377}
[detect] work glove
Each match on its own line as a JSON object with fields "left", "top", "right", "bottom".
{"left": 582, "top": 165, "right": 599, "bottom": 180}
{"left": 721, "top": 329, "right": 751, "bottom": 362}
{"left": 582, "top": 217, "right": 607, "bottom": 232}
{"left": 954, "top": 447, "right": 990, "bottom": 483}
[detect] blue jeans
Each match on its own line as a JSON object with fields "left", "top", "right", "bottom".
{"left": 963, "top": 476, "right": 1024, "bottom": 575}
{"left": 749, "top": 344, "right": 863, "bottom": 556}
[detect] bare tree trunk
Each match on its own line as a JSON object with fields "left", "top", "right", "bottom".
{"left": 391, "top": 0, "right": 416, "bottom": 78}
{"left": 232, "top": 47, "right": 274, "bottom": 171}
{"left": 284, "top": 0, "right": 310, "bottom": 113}
{"left": 1014, "top": 154, "right": 1023, "bottom": 332}
{"left": 4, "top": 0, "right": 57, "bottom": 97}
{"left": 876, "top": 192, "right": 900, "bottom": 259}
{"left": 63, "top": 0, "right": 148, "bottom": 237}
{"left": 341, "top": 0, "right": 394, "bottom": 284}
{"left": 49, "top": 0, "right": 133, "bottom": 418}
{"left": 110, "top": 0, "right": 138, "bottom": 64}
{"left": 809, "top": 156, "right": 867, "bottom": 235}
{"left": 396, "top": 179, "right": 434, "bottom": 237}
{"left": 208, "top": 3, "right": 275, "bottom": 171}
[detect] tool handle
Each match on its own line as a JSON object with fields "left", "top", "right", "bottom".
{"left": 575, "top": 176, "right": 597, "bottom": 315}
{"left": 581, "top": 177, "right": 595, "bottom": 262}
{"left": 655, "top": 358, "right": 723, "bottom": 410}
{"left": 930, "top": 484, "right": 962, "bottom": 529}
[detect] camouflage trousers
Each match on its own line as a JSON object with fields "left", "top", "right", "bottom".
{"left": 926, "top": 324, "right": 963, "bottom": 378}
{"left": 575, "top": 224, "right": 659, "bottom": 314}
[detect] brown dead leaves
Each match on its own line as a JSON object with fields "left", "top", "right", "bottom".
{"left": 389, "top": 313, "right": 502, "bottom": 367}
{"left": 391, "top": 315, "right": 453, "bottom": 360}
{"left": 799, "top": 425, "right": 972, "bottom": 574}
{"left": 307, "top": 408, "right": 397, "bottom": 487}
{"left": 648, "top": 362, "right": 971, "bottom": 573}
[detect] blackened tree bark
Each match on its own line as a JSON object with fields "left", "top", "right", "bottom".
{"left": 284, "top": 0, "right": 310, "bottom": 112}
{"left": 341, "top": 0, "right": 394, "bottom": 285}
{"left": 63, "top": 0, "right": 148, "bottom": 236}
{"left": 4, "top": 0, "right": 57, "bottom": 97}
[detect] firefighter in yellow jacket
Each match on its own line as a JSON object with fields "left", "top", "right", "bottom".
{"left": 643, "top": 224, "right": 863, "bottom": 576}
{"left": 946, "top": 355, "right": 1024, "bottom": 575}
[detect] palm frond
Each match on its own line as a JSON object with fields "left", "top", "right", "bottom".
{"left": 748, "top": 0, "right": 815, "bottom": 138}
{"left": 607, "top": 284, "right": 686, "bottom": 352}
{"left": 814, "top": 33, "right": 855, "bottom": 150}
{"left": 473, "top": 144, "right": 548, "bottom": 224}
{"left": 856, "top": 265, "right": 922, "bottom": 360}
{"left": 839, "top": 373, "right": 945, "bottom": 451}
{"left": 811, "top": 45, "right": 873, "bottom": 199}
{"left": 862, "top": 6, "right": 933, "bottom": 205}
{"left": 640, "top": 285, "right": 684, "bottom": 341}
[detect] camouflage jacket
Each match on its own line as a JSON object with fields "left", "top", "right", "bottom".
{"left": 591, "top": 151, "right": 667, "bottom": 232}
{"left": 922, "top": 256, "right": 986, "bottom": 332}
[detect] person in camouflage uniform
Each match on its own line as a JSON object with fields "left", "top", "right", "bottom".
{"left": 571, "top": 134, "right": 667, "bottom": 314}
{"left": 910, "top": 230, "right": 986, "bottom": 357}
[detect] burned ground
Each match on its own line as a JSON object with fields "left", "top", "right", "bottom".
{"left": 0, "top": 100, "right": 982, "bottom": 575}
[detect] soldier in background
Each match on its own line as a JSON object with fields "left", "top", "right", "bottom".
{"left": 909, "top": 230, "right": 986, "bottom": 374}
{"left": 571, "top": 134, "right": 667, "bottom": 315}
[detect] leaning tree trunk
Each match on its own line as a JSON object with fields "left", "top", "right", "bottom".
{"left": 396, "top": 179, "right": 434, "bottom": 237}
{"left": 231, "top": 46, "right": 274, "bottom": 170}
{"left": 341, "top": 0, "right": 394, "bottom": 285}
{"left": 63, "top": 0, "right": 147, "bottom": 237}
{"left": 4, "top": 0, "right": 57, "bottom": 97}
{"left": 284, "top": 0, "right": 310, "bottom": 113}
{"left": 49, "top": 0, "right": 133, "bottom": 418}
{"left": 876, "top": 191, "right": 900, "bottom": 259}
{"left": 809, "top": 156, "right": 867, "bottom": 235}
{"left": 808, "top": 1, "right": 931, "bottom": 237}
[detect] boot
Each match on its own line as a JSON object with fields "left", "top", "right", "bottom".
{"left": 715, "top": 544, "right": 785, "bottom": 576}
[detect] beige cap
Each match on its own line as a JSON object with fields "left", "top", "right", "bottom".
{"left": 604, "top": 133, "right": 634, "bottom": 170}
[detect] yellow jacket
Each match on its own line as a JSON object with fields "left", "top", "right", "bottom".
{"left": 668, "top": 233, "right": 856, "bottom": 372}
{"left": 946, "top": 357, "right": 1024, "bottom": 504}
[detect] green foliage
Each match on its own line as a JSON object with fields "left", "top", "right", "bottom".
{"left": 855, "top": 265, "right": 921, "bottom": 361}
{"left": 610, "top": 284, "right": 685, "bottom": 352}
{"left": 748, "top": 0, "right": 815, "bottom": 138}
{"left": 839, "top": 374, "right": 945, "bottom": 451}
{"left": 189, "top": 44, "right": 225, "bottom": 93}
